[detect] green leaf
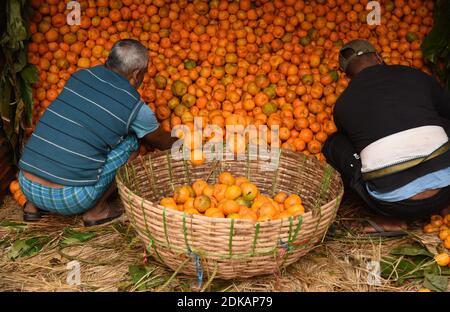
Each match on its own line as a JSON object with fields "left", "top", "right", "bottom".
{"left": 423, "top": 273, "right": 448, "bottom": 292}
{"left": 19, "top": 66, "right": 37, "bottom": 126}
{"left": 0, "top": 220, "right": 27, "bottom": 231}
{"left": 13, "top": 49, "right": 27, "bottom": 73}
{"left": 390, "top": 245, "right": 434, "bottom": 258}
{"left": 0, "top": 80, "right": 12, "bottom": 120}
{"left": 128, "top": 264, "right": 166, "bottom": 291}
{"left": 3, "top": 0, "right": 27, "bottom": 51}
{"left": 20, "top": 64, "right": 38, "bottom": 84}
{"left": 8, "top": 236, "right": 51, "bottom": 260}
{"left": 60, "top": 228, "right": 96, "bottom": 246}
{"left": 380, "top": 255, "right": 429, "bottom": 284}
{"left": 424, "top": 262, "right": 450, "bottom": 276}
{"left": 14, "top": 98, "right": 24, "bottom": 134}
{"left": 129, "top": 265, "right": 149, "bottom": 285}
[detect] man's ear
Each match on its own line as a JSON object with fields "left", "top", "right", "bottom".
{"left": 131, "top": 69, "right": 140, "bottom": 84}
{"left": 128, "top": 69, "right": 143, "bottom": 88}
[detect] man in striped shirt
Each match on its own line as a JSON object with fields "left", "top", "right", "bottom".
{"left": 19, "top": 39, "right": 176, "bottom": 226}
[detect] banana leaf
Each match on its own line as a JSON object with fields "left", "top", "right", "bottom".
{"left": 421, "top": 0, "right": 450, "bottom": 90}
{"left": 0, "top": 0, "right": 37, "bottom": 164}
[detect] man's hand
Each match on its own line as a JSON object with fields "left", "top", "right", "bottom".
{"left": 142, "top": 126, "right": 178, "bottom": 151}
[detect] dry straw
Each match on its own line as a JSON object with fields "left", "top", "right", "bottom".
{"left": 116, "top": 149, "right": 344, "bottom": 280}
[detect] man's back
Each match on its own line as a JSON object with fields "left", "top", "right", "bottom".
{"left": 334, "top": 64, "right": 449, "bottom": 152}
{"left": 19, "top": 65, "right": 143, "bottom": 186}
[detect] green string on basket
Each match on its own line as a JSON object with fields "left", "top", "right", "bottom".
{"left": 140, "top": 198, "right": 163, "bottom": 263}
{"left": 250, "top": 222, "right": 260, "bottom": 257}
{"left": 313, "top": 164, "right": 333, "bottom": 212}
{"left": 281, "top": 215, "right": 304, "bottom": 265}
{"left": 162, "top": 208, "right": 171, "bottom": 248}
{"left": 182, "top": 213, "right": 191, "bottom": 252}
{"left": 146, "top": 155, "right": 160, "bottom": 198}
{"left": 245, "top": 145, "right": 250, "bottom": 180}
{"left": 228, "top": 219, "right": 235, "bottom": 258}
{"left": 183, "top": 158, "right": 192, "bottom": 186}
{"left": 271, "top": 166, "right": 280, "bottom": 197}
{"left": 166, "top": 151, "right": 175, "bottom": 193}
{"left": 294, "top": 153, "right": 307, "bottom": 196}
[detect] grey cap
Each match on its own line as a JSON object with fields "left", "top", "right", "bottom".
{"left": 339, "top": 40, "right": 377, "bottom": 72}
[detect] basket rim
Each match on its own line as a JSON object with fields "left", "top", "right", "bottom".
{"left": 116, "top": 147, "right": 344, "bottom": 226}
{"left": 117, "top": 177, "right": 343, "bottom": 226}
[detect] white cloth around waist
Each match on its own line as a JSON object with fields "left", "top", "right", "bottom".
{"left": 360, "top": 125, "right": 449, "bottom": 173}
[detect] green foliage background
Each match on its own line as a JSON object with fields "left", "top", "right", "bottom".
{"left": 0, "top": 0, "right": 37, "bottom": 165}
{"left": 421, "top": 0, "right": 450, "bottom": 90}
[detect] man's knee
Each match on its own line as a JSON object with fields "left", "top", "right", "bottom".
{"left": 322, "top": 132, "right": 350, "bottom": 164}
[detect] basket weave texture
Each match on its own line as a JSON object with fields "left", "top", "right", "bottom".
{"left": 116, "top": 149, "right": 343, "bottom": 280}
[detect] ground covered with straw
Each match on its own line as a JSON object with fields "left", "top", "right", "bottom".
{"left": 1, "top": 192, "right": 448, "bottom": 292}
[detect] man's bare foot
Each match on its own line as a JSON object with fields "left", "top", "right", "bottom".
{"left": 361, "top": 215, "right": 408, "bottom": 234}
{"left": 23, "top": 201, "right": 43, "bottom": 221}
{"left": 82, "top": 200, "right": 123, "bottom": 226}
{"left": 23, "top": 201, "right": 39, "bottom": 214}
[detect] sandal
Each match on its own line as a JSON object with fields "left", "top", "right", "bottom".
{"left": 23, "top": 210, "right": 43, "bottom": 221}
{"left": 83, "top": 210, "right": 123, "bottom": 227}
{"left": 83, "top": 199, "right": 124, "bottom": 227}
{"left": 360, "top": 219, "right": 408, "bottom": 238}
{"left": 23, "top": 203, "right": 48, "bottom": 222}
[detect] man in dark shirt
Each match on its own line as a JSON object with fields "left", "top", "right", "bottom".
{"left": 323, "top": 39, "right": 450, "bottom": 235}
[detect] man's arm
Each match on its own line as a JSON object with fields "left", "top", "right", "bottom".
{"left": 142, "top": 126, "right": 178, "bottom": 151}
{"left": 130, "top": 104, "right": 177, "bottom": 151}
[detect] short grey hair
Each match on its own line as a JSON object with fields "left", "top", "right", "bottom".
{"left": 106, "top": 39, "right": 148, "bottom": 75}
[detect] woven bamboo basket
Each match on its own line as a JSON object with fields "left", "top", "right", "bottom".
{"left": 116, "top": 148, "right": 343, "bottom": 280}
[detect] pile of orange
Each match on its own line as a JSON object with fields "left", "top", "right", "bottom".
{"left": 9, "top": 180, "right": 27, "bottom": 207}
{"left": 27, "top": 0, "right": 435, "bottom": 162}
{"left": 423, "top": 214, "right": 450, "bottom": 251}
{"left": 160, "top": 171, "right": 305, "bottom": 221}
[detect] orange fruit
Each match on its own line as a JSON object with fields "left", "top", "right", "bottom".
{"left": 434, "top": 253, "right": 450, "bottom": 266}
{"left": 444, "top": 237, "right": 450, "bottom": 250}
{"left": 190, "top": 149, "right": 205, "bottom": 166}
{"left": 240, "top": 182, "right": 258, "bottom": 201}
{"left": 225, "top": 185, "right": 242, "bottom": 200}
{"left": 235, "top": 176, "right": 249, "bottom": 186}
{"left": 430, "top": 215, "right": 444, "bottom": 227}
{"left": 183, "top": 197, "right": 195, "bottom": 210}
{"left": 259, "top": 203, "right": 278, "bottom": 218}
{"left": 204, "top": 208, "right": 225, "bottom": 218}
{"left": 227, "top": 213, "right": 241, "bottom": 219}
{"left": 9, "top": 180, "right": 20, "bottom": 194}
{"left": 287, "top": 204, "right": 305, "bottom": 216}
{"left": 218, "top": 172, "right": 235, "bottom": 186}
{"left": 202, "top": 185, "right": 214, "bottom": 198}
{"left": 193, "top": 195, "right": 211, "bottom": 213}
{"left": 192, "top": 179, "right": 208, "bottom": 196}
{"left": 185, "top": 207, "right": 200, "bottom": 215}
{"left": 221, "top": 199, "right": 240, "bottom": 215}
{"left": 284, "top": 194, "right": 302, "bottom": 208}
{"left": 17, "top": 195, "right": 27, "bottom": 207}
{"left": 213, "top": 183, "right": 228, "bottom": 202}
{"left": 174, "top": 186, "right": 192, "bottom": 204}
{"left": 160, "top": 197, "right": 177, "bottom": 210}
{"left": 274, "top": 192, "right": 288, "bottom": 204}
{"left": 423, "top": 224, "right": 438, "bottom": 234}
{"left": 439, "top": 229, "right": 450, "bottom": 241}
